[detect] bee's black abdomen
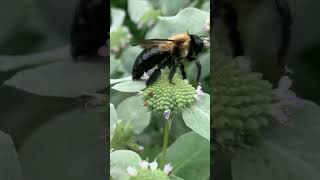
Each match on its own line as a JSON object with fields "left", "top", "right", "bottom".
{"left": 132, "top": 48, "right": 168, "bottom": 80}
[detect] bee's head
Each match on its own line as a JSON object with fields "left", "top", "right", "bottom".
{"left": 189, "top": 35, "right": 204, "bottom": 55}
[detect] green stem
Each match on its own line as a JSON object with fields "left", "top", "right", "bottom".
{"left": 160, "top": 119, "right": 170, "bottom": 169}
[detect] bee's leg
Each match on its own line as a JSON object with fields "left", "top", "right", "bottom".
{"left": 195, "top": 59, "right": 201, "bottom": 84}
{"left": 168, "top": 56, "right": 179, "bottom": 84}
{"left": 146, "top": 58, "right": 168, "bottom": 86}
{"left": 146, "top": 69, "right": 161, "bottom": 86}
{"left": 180, "top": 63, "right": 187, "bottom": 79}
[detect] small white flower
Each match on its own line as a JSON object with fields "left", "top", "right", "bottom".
{"left": 139, "top": 160, "right": 149, "bottom": 169}
{"left": 137, "top": 21, "right": 144, "bottom": 29}
{"left": 111, "top": 46, "right": 119, "bottom": 53}
{"left": 183, "top": 79, "right": 189, "bottom": 83}
{"left": 97, "top": 45, "right": 108, "bottom": 57}
{"left": 195, "top": 85, "right": 205, "bottom": 100}
{"left": 124, "top": 27, "right": 130, "bottom": 33}
{"left": 203, "top": 17, "right": 210, "bottom": 32}
{"left": 127, "top": 166, "right": 138, "bottom": 176}
{"left": 163, "top": 163, "right": 173, "bottom": 175}
{"left": 163, "top": 109, "right": 171, "bottom": 120}
{"left": 120, "top": 39, "right": 128, "bottom": 48}
{"left": 138, "top": 145, "right": 144, "bottom": 151}
{"left": 278, "top": 76, "right": 292, "bottom": 90}
{"left": 272, "top": 76, "right": 303, "bottom": 126}
{"left": 137, "top": 91, "right": 144, "bottom": 96}
{"left": 141, "top": 72, "right": 150, "bottom": 80}
{"left": 147, "top": 20, "right": 153, "bottom": 28}
{"left": 149, "top": 161, "right": 158, "bottom": 171}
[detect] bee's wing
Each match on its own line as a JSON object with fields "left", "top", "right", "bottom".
{"left": 133, "top": 39, "right": 177, "bottom": 52}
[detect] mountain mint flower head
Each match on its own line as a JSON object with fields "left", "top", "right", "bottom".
{"left": 110, "top": 26, "right": 132, "bottom": 53}
{"left": 213, "top": 56, "right": 279, "bottom": 150}
{"left": 111, "top": 121, "right": 138, "bottom": 151}
{"left": 127, "top": 160, "right": 172, "bottom": 180}
{"left": 142, "top": 68, "right": 197, "bottom": 115}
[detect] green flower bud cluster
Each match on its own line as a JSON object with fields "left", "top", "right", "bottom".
{"left": 212, "top": 56, "right": 278, "bottom": 150}
{"left": 111, "top": 121, "right": 138, "bottom": 151}
{"left": 130, "top": 169, "right": 169, "bottom": 180}
{"left": 143, "top": 69, "right": 196, "bottom": 113}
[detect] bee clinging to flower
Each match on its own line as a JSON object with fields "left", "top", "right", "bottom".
{"left": 132, "top": 32, "right": 209, "bottom": 86}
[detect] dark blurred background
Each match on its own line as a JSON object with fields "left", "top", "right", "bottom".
{"left": 235, "top": 0, "right": 320, "bottom": 104}
{"left": 212, "top": 0, "right": 320, "bottom": 104}
{"left": 0, "top": 0, "right": 107, "bottom": 179}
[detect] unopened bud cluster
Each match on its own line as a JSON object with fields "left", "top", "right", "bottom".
{"left": 127, "top": 160, "right": 172, "bottom": 180}
{"left": 142, "top": 69, "right": 196, "bottom": 114}
{"left": 212, "top": 56, "right": 278, "bottom": 149}
{"left": 111, "top": 121, "right": 138, "bottom": 151}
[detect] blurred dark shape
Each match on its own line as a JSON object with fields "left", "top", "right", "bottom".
{"left": 211, "top": 0, "right": 221, "bottom": 29}
{"left": 212, "top": 0, "right": 244, "bottom": 57}
{"left": 222, "top": 2, "right": 244, "bottom": 57}
{"left": 70, "top": 0, "right": 108, "bottom": 60}
{"left": 275, "top": 0, "right": 293, "bottom": 75}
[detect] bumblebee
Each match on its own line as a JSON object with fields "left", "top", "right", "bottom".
{"left": 132, "top": 33, "right": 209, "bottom": 86}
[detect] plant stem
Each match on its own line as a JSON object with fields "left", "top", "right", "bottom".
{"left": 160, "top": 119, "right": 170, "bottom": 169}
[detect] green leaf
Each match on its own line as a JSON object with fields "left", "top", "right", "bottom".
{"left": 34, "top": 0, "right": 79, "bottom": 40}
{"left": 110, "top": 76, "right": 133, "bottom": 85}
{"left": 110, "top": 103, "right": 118, "bottom": 141}
{"left": 169, "top": 174, "right": 184, "bottom": 180}
{"left": 182, "top": 94, "right": 210, "bottom": 141}
{"left": 162, "top": 132, "right": 210, "bottom": 180}
{"left": 4, "top": 61, "right": 106, "bottom": 97}
{"left": 146, "top": 7, "right": 209, "bottom": 38}
{"left": 111, "top": 8, "right": 126, "bottom": 32}
{"left": 110, "top": 55, "right": 121, "bottom": 75}
{"left": 116, "top": 96, "right": 151, "bottom": 134}
{"left": 186, "top": 52, "right": 210, "bottom": 81}
{"left": 0, "top": 131, "right": 23, "bottom": 180}
{"left": 159, "top": 0, "right": 190, "bottom": 16}
{"left": 112, "top": 80, "right": 146, "bottom": 92}
{"left": 0, "top": 0, "right": 27, "bottom": 44}
{"left": 0, "top": 46, "right": 69, "bottom": 71}
{"left": 128, "top": 0, "right": 153, "bottom": 23}
{"left": 232, "top": 141, "right": 320, "bottom": 180}
{"left": 232, "top": 100, "right": 320, "bottom": 180}
{"left": 201, "top": 1, "right": 210, "bottom": 12}
{"left": 110, "top": 150, "right": 142, "bottom": 180}
{"left": 120, "top": 46, "right": 142, "bottom": 74}
{"left": 19, "top": 108, "right": 106, "bottom": 180}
